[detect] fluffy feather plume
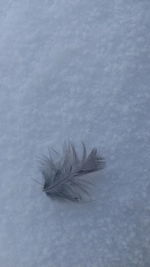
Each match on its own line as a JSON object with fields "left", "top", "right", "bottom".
{"left": 40, "top": 143, "right": 105, "bottom": 202}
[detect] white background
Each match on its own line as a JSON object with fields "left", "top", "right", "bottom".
{"left": 0, "top": 0, "right": 150, "bottom": 266}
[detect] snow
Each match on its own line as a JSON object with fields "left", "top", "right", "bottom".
{"left": 0, "top": 0, "right": 150, "bottom": 266}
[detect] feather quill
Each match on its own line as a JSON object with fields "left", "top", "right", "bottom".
{"left": 40, "top": 143, "right": 105, "bottom": 202}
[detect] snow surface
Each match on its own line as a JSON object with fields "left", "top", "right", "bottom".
{"left": 0, "top": 0, "right": 150, "bottom": 266}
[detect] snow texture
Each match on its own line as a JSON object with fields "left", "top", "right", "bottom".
{"left": 0, "top": 0, "right": 150, "bottom": 266}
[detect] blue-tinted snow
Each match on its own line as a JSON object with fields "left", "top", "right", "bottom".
{"left": 0, "top": 0, "right": 150, "bottom": 266}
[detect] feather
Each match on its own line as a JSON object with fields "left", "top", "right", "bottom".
{"left": 40, "top": 143, "right": 105, "bottom": 202}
